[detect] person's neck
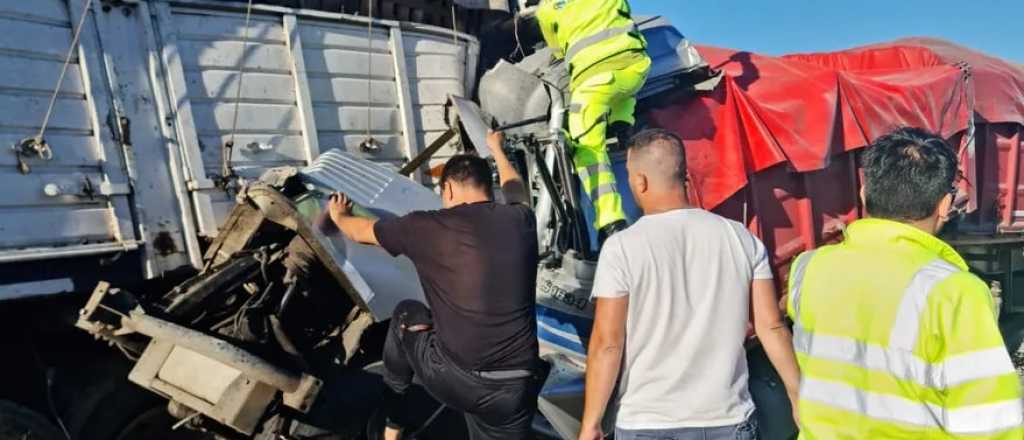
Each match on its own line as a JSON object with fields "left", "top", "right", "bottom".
{"left": 451, "top": 193, "right": 491, "bottom": 206}
{"left": 904, "top": 217, "right": 939, "bottom": 235}
{"left": 642, "top": 191, "right": 691, "bottom": 216}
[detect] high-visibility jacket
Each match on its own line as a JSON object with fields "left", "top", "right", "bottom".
{"left": 536, "top": 0, "right": 646, "bottom": 89}
{"left": 787, "top": 219, "right": 1023, "bottom": 439}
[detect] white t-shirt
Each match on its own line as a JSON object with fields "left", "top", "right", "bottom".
{"left": 592, "top": 208, "right": 772, "bottom": 430}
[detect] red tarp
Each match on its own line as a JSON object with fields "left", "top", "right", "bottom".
{"left": 649, "top": 37, "right": 1024, "bottom": 210}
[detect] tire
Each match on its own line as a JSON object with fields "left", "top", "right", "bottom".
{"left": 52, "top": 360, "right": 212, "bottom": 440}
{"left": 0, "top": 400, "right": 64, "bottom": 440}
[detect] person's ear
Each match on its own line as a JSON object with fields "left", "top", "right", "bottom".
{"left": 937, "top": 193, "right": 954, "bottom": 220}
{"left": 860, "top": 187, "right": 867, "bottom": 214}
{"left": 638, "top": 173, "right": 649, "bottom": 194}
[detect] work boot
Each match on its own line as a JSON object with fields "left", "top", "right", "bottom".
{"left": 597, "top": 220, "right": 628, "bottom": 246}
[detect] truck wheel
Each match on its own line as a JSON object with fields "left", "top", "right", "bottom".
{"left": 53, "top": 361, "right": 211, "bottom": 440}
{"left": 0, "top": 400, "right": 64, "bottom": 440}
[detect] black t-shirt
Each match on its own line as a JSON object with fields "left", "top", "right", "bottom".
{"left": 374, "top": 202, "right": 540, "bottom": 371}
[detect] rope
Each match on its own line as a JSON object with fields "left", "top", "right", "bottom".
{"left": 365, "top": 0, "right": 374, "bottom": 144}
{"left": 451, "top": 2, "right": 458, "bottom": 47}
{"left": 223, "top": 0, "right": 256, "bottom": 180}
{"left": 36, "top": 0, "right": 94, "bottom": 144}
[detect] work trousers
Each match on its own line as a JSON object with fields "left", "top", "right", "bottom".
{"left": 614, "top": 414, "right": 759, "bottom": 440}
{"left": 568, "top": 57, "right": 651, "bottom": 230}
{"left": 382, "top": 300, "right": 543, "bottom": 440}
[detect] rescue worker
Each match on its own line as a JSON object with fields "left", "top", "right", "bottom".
{"left": 788, "top": 127, "right": 1024, "bottom": 438}
{"left": 326, "top": 131, "right": 542, "bottom": 440}
{"left": 535, "top": 0, "right": 651, "bottom": 240}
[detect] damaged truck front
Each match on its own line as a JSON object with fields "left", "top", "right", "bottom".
{"left": 76, "top": 151, "right": 450, "bottom": 438}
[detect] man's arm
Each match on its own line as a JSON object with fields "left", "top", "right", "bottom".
{"left": 579, "top": 296, "right": 628, "bottom": 440}
{"left": 487, "top": 130, "right": 529, "bottom": 206}
{"left": 751, "top": 279, "right": 801, "bottom": 424}
{"left": 932, "top": 275, "right": 1023, "bottom": 438}
{"left": 327, "top": 193, "right": 379, "bottom": 246}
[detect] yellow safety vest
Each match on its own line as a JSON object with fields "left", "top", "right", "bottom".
{"left": 788, "top": 219, "right": 1023, "bottom": 439}
{"left": 536, "top": 0, "right": 646, "bottom": 88}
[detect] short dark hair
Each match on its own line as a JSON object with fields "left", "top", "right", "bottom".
{"left": 439, "top": 154, "right": 493, "bottom": 197}
{"left": 862, "top": 127, "right": 958, "bottom": 221}
{"left": 627, "top": 129, "right": 687, "bottom": 184}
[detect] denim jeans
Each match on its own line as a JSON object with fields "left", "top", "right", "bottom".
{"left": 614, "top": 415, "right": 759, "bottom": 440}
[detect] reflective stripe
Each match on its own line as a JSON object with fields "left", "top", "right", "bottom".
{"left": 802, "top": 377, "right": 941, "bottom": 428}
{"left": 794, "top": 330, "right": 942, "bottom": 387}
{"left": 570, "top": 103, "right": 583, "bottom": 113}
{"left": 789, "top": 250, "right": 817, "bottom": 323}
{"left": 889, "top": 259, "right": 959, "bottom": 351}
{"left": 803, "top": 378, "right": 1024, "bottom": 434}
{"left": 942, "top": 347, "right": 1018, "bottom": 387}
{"left": 590, "top": 183, "right": 618, "bottom": 200}
{"left": 945, "top": 399, "right": 1024, "bottom": 435}
{"left": 794, "top": 331, "right": 1015, "bottom": 388}
{"left": 577, "top": 163, "right": 605, "bottom": 182}
{"left": 565, "top": 25, "right": 637, "bottom": 63}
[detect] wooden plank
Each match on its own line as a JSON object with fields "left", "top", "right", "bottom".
{"left": 190, "top": 102, "right": 301, "bottom": 134}
{"left": 302, "top": 49, "right": 396, "bottom": 79}
{"left": 154, "top": 2, "right": 217, "bottom": 237}
{"left": 0, "top": 17, "right": 75, "bottom": 61}
{"left": 0, "top": 55, "right": 85, "bottom": 95}
{"left": 0, "top": 206, "right": 115, "bottom": 248}
{"left": 184, "top": 70, "right": 295, "bottom": 102}
{"left": 178, "top": 40, "right": 292, "bottom": 72}
{"left": 0, "top": 95, "right": 90, "bottom": 132}
{"left": 283, "top": 15, "right": 319, "bottom": 163}
{"left": 172, "top": 12, "right": 285, "bottom": 43}
{"left": 390, "top": 27, "right": 423, "bottom": 181}
{"left": 307, "top": 77, "right": 397, "bottom": 106}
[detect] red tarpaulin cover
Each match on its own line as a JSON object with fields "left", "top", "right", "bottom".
{"left": 648, "top": 38, "right": 1024, "bottom": 210}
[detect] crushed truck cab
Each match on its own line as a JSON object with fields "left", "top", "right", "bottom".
{"left": 77, "top": 151, "right": 446, "bottom": 437}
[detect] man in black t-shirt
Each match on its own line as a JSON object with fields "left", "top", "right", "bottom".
{"left": 326, "top": 131, "right": 541, "bottom": 440}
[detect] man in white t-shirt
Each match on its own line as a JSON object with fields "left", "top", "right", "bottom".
{"left": 578, "top": 130, "right": 802, "bottom": 440}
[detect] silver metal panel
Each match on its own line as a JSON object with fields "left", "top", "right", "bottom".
{"left": 0, "top": 0, "right": 134, "bottom": 259}
{"left": 299, "top": 150, "right": 439, "bottom": 320}
{"left": 91, "top": 1, "right": 200, "bottom": 274}
{"left": 300, "top": 20, "right": 404, "bottom": 160}
{"left": 403, "top": 32, "right": 477, "bottom": 169}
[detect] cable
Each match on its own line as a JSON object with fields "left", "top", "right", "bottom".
{"left": 511, "top": 10, "right": 525, "bottom": 60}
{"left": 451, "top": 2, "right": 459, "bottom": 47}
{"left": 364, "top": 1, "right": 374, "bottom": 146}
{"left": 223, "top": 0, "right": 256, "bottom": 180}
{"left": 38, "top": 0, "right": 93, "bottom": 142}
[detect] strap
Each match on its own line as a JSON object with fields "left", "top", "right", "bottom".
{"left": 476, "top": 369, "right": 533, "bottom": 380}
{"left": 565, "top": 24, "right": 638, "bottom": 63}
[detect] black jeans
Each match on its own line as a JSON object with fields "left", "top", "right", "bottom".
{"left": 382, "top": 300, "right": 542, "bottom": 440}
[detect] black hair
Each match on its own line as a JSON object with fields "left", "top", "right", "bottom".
{"left": 627, "top": 128, "right": 687, "bottom": 183}
{"left": 439, "top": 154, "right": 494, "bottom": 198}
{"left": 862, "top": 127, "right": 958, "bottom": 222}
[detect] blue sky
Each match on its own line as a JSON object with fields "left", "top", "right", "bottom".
{"left": 633, "top": 0, "right": 1024, "bottom": 64}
